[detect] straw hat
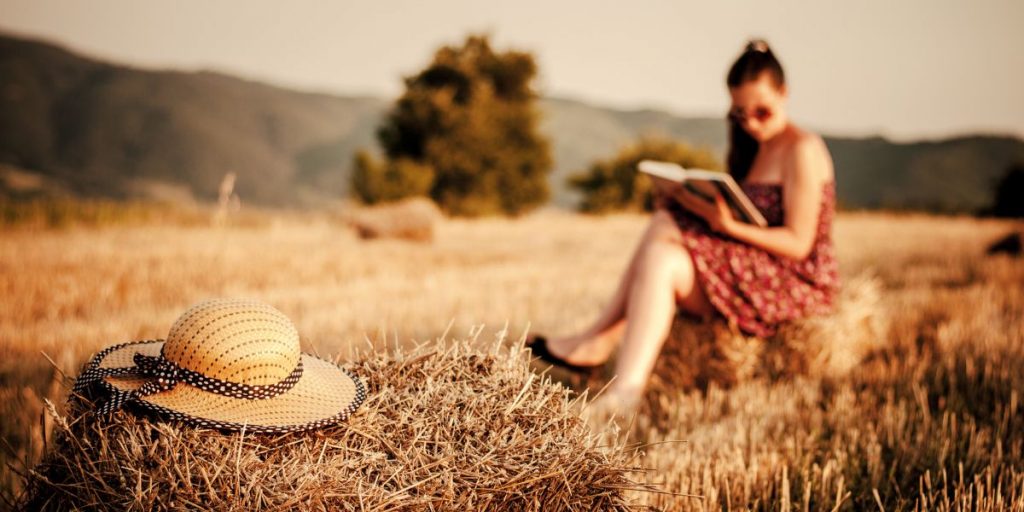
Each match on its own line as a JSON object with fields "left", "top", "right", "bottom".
{"left": 72, "top": 298, "right": 367, "bottom": 434}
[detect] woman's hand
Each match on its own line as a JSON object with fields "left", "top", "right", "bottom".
{"left": 674, "top": 188, "right": 737, "bottom": 236}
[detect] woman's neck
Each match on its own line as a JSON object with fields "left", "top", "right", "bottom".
{"left": 760, "top": 118, "right": 793, "bottom": 150}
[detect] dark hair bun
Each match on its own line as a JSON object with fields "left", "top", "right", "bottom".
{"left": 745, "top": 39, "right": 771, "bottom": 54}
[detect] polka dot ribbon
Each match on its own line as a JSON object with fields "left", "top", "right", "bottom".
{"left": 73, "top": 350, "right": 305, "bottom": 416}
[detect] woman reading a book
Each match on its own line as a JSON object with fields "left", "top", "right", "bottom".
{"left": 528, "top": 39, "right": 840, "bottom": 415}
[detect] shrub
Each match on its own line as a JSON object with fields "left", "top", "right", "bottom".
{"left": 569, "top": 136, "right": 721, "bottom": 213}
{"left": 990, "top": 162, "right": 1024, "bottom": 218}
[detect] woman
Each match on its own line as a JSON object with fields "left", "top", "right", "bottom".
{"left": 528, "top": 39, "right": 840, "bottom": 415}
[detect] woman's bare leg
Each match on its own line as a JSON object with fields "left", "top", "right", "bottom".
{"left": 610, "top": 233, "right": 712, "bottom": 393}
{"left": 583, "top": 212, "right": 715, "bottom": 419}
{"left": 546, "top": 261, "right": 633, "bottom": 349}
{"left": 548, "top": 211, "right": 713, "bottom": 368}
{"left": 544, "top": 210, "right": 677, "bottom": 363}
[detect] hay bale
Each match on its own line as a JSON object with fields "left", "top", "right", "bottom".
{"left": 653, "top": 272, "right": 888, "bottom": 389}
{"left": 348, "top": 197, "right": 442, "bottom": 242}
{"left": 559, "top": 272, "right": 889, "bottom": 419}
{"left": 765, "top": 271, "right": 889, "bottom": 378}
{"left": 20, "top": 337, "right": 640, "bottom": 511}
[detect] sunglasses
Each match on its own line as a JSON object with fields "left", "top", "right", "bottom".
{"left": 728, "top": 105, "right": 773, "bottom": 123}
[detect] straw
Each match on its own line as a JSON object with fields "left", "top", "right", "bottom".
{"left": 20, "top": 335, "right": 644, "bottom": 511}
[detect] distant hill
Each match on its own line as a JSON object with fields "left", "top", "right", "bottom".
{"left": 2, "top": 33, "right": 1022, "bottom": 212}
{"left": 0, "top": 34, "right": 384, "bottom": 206}
{"left": 824, "top": 134, "right": 1024, "bottom": 211}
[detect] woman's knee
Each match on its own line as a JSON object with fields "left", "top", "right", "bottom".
{"left": 637, "top": 237, "right": 695, "bottom": 282}
{"left": 643, "top": 211, "right": 684, "bottom": 245}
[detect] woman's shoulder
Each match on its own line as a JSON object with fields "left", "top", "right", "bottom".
{"left": 782, "top": 125, "right": 826, "bottom": 154}
{"left": 782, "top": 126, "right": 834, "bottom": 184}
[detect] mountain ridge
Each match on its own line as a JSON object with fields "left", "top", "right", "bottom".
{"left": 2, "top": 32, "right": 1021, "bottom": 211}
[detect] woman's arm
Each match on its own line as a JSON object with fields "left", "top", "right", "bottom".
{"left": 675, "top": 137, "right": 828, "bottom": 260}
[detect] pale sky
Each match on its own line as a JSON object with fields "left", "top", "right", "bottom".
{"left": 1, "top": 0, "right": 1021, "bottom": 141}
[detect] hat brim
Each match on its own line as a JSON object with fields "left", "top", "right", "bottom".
{"left": 88, "top": 340, "right": 366, "bottom": 434}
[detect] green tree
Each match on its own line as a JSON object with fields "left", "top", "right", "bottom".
{"left": 569, "top": 136, "right": 723, "bottom": 213}
{"left": 351, "top": 34, "right": 552, "bottom": 216}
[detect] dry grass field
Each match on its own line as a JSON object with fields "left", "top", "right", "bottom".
{"left": 1, "top": 208, "right": 1022, "bottom": 510}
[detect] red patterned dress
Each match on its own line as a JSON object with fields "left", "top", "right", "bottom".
{"left": 664, "top": 181, "right": 841, "bottom": 338}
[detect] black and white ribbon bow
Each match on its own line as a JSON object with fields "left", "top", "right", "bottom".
{"left": 73, "top": 350, "right": 304, "bottom": 416}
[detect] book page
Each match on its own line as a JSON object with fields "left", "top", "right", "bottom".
{"left": 637, "top": 159, "right": 768, "bottom": 227}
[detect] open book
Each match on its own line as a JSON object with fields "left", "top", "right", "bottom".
{"left": 638, "top": 160, "right": 768, "bottom": 227}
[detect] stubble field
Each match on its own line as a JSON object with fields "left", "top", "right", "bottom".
{"left": 1, "top": 209, "right": 1022, "bottom": 510}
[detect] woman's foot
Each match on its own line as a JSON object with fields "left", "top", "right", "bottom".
{"left": 538, "top": 330, "right": 620, "bottom": 367}
{"left": 525, "top": 334, "right": 602, "bottom": 374}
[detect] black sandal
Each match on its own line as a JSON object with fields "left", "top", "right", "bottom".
{"left": 525, "top": 334, "right": 603, "bottom": 375}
